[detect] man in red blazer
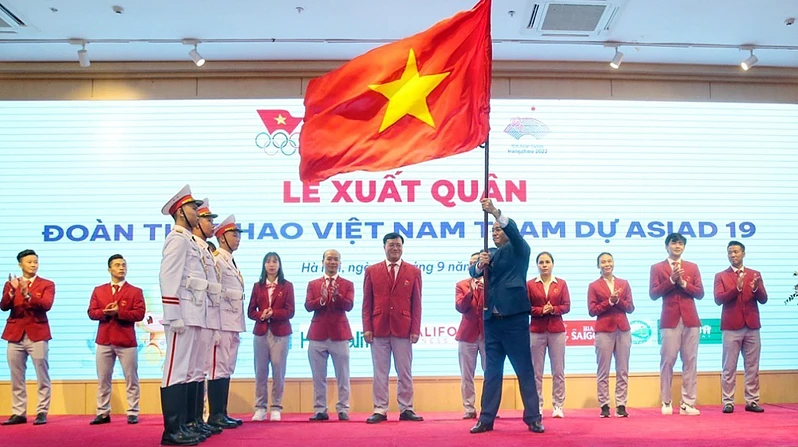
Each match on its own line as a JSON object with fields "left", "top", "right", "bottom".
{"left": 362, "top": 233, "right": 423, "bottom": 423}
{"left": 713, "top": 241, "right": 767, "bottom": 414}
{"left": 1, "top": 249, "right": 55, "bottom": 426}
{"left": 649, "top": 233, "right": 704, "bottom": 416}
{"left": 305, "top": 249, "right": 355, "bottom": 422}
{"left": 455, "top": 252, "right": 485, "bottom": 420}
{"left": 87, "top": 254, "right": 146, "bottom": 425}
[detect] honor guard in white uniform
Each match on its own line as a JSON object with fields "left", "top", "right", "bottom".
{"left": 159, "top": 185, "right": 206, "bottom": 446}
{"left": 189, "top": 199, "right": 224, "bottom": 437}
{"left": 208, "top": 215, "right": 246, "bottom": 428}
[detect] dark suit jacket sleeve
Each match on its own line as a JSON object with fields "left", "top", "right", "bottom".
{"left": 271, "top": 282, "right": 295, "bottom": 321}
{"left": 247, "top": 284, "right": 261, "bottom": 321}
{"left": 29, "top": 281, "right": 55, "bottom": 311}
{"left": 362, "top": 269, "right": 374, "bottom": 333}
{"left": 503, "top": 218, "right": 528, "bottom": 256}
{"left": 305, "top": 280, "right": 324, "bottom": 311}
{"left": 649, "top": 264, "right": 675, "bottom": 300}
{"left": 332, "top": 280, "right": 354, "bottom": 312}
{"left": 553, "top": 281, "right": 571, "bottom": 315}
{"left": 619, "top": 280, "right": 635, "bottom": 313}
{"left": 410, "top": 269, "right": 422, "bottom": 336}
{"left": 469, "top": 262, "right": 484, "bottom": 279}
{"left": 88, "top": 287, "right": 109, "bottom": 321}
{"left": 684, "top": 266, "right": 704, "bottom": 299}
{"left": 117, "top": 287, "right": 146, "bottom": 322}
{"left": 588, "top": 282, "right": 612, "bottom": 317}
{"left": 528, "top": 282, "right": 545, "bottom": 316}
{"left": 455, "top": 281, "right": 474, "bottom": 314}
{"left": 714, "top": 272, "right": 737, "bottom": 305}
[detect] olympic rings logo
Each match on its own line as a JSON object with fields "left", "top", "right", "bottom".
{"left": 255, "top": 130, "right": 300, "bottom": 156}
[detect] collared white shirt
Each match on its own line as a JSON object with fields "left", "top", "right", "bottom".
{"left": 534, "top": 275, "right": 558, "bottom": 297}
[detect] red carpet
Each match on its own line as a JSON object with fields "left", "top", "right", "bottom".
{"left": 3, "top": 405, "right": 798, "bottom": 447}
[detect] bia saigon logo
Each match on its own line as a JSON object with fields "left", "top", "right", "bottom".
{"left": 255, "top": 109, "right": 303, "bottom": 156}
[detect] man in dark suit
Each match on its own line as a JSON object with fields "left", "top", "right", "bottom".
{"left": 362, "top": 233, "right": 423, "bottom": 423}
{"left": 469, "top": 198, "right": 544, "bottom": 434}
{"left": 649, "top": 232, "right": 704, "bottom": 416}
{"left": 305, "top": 249, "right": 355, "bottom": 421}
{"left": 87, "top": 254, "right": 146, "bottom": 425}
{"left": 1, "top": 249, "right": 55, "bottom": 426}
{"left": 713, "top": 241, "right": 767, "bottom": 414}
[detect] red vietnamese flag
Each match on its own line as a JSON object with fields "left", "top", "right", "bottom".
{"left": 299, "top": 0, "right": 492, "bottom": 183}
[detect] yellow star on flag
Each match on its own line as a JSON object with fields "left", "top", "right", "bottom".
{"left": 369, "top": 49, "right": 450, "bottom": 132}
{"left": 275, "top": 114, "right": 287, "bottom": 125}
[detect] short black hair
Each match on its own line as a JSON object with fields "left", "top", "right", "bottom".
{"left": 727, "top": 240, "right": 745, "bottom": 252}
{"left": 596, "top": 251, "right": 613, "bottom": 267}
{"left": 16, "top": 249, "right": 37, "bottom": 263}
{"left": 382, "top": 232, "right": 404, "bottom": 245}
{"left": 536, "top": 251, "right": 554, "bottom": 263}
{"left": 665, "top": 233, "right": 687, "bottom": 245}
{"left": 107, "top": 254, "right": 125, "bottom": 268}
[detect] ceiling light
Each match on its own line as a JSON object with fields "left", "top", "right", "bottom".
{"left": 740, "top": 50, "right": 758, "bottom": 71}
{"left": 609, "top": 48, "right": 624, "bottom": 69}
{"left": 188, "top": 43, "right": 205, "bottom": 67}
{"left": 68, "top": 39, "right": 90, "bottom": 68}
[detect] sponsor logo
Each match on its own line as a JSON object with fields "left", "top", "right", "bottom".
{"left": 255, "top": 109, "right": 303, "bottom": 156}
{"left": 564, "top": 320, "right": 595, "bottom": 346}
{"left": 656, "top": 318, "right": 723, "bottom": 345}
{"left": 629, "top": 320, "right": 652, "bottom": 345}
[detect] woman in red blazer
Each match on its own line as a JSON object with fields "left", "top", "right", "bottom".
{"left": 527, "top": 251, "right": 570, "bottom": 418}
{"left": 588, "top": 252, "right": 635, "bottom": 418}
{"left": 247, "top": 252, "right": 294, "bottom": 422}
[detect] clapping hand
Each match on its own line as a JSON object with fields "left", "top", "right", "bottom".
{"left": 103, "top": 302, "right": 119, "bottom": 316}
{"left": 542, "top": 301, "right": 554, "bottom": 315}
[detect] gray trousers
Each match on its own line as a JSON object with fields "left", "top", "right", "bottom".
{"left": 7, "top": 335, "right": 50, "bottom": 416}
{"left": 308, "top": 339, "right": 351, "bottom": 414}
{"left": 530, "top": 331, "right": 566, "bottom": 408}
{"left": 721, "top": 327, "right": 761, "bottom": 405}
{"left": 458, "top": 337, "right": 486, "bottom": 413}
{"left": 595, "top": 330, "right": 631, "bottom": 407}
{"left": 95, "top": 344, "right": 140, "bottom": 416}
{"left": 253, "top": 331, "right": 289, "bottom": 411}
{"left": 660, "top": 318, "right": 699, "bottom": 405}
{"left": 370, "top": 336, "right": 413, "bottom": 414}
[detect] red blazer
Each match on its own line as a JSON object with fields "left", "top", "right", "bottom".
{"left": 362, "top": 261, "right": 422, "bottom": 338}
{"left": 305, "top": 276, "right": 354, "bottom": 341}
{"left": 1, "top": 277, "right": 55, "bottom": 343}
{"left": 714, "top": 267, "right": 767, "bottom": 331}
{"left": 248, "top": 280, "right": 295, "bottom": 337}
{"left": 649, "top": 259, "right": 704, "bottom": 328}
{"left": 87, "top": 282, "right": 146, "bottom": 347}
{"left": 455, "top": 278, "right": 484, "bottom": 343}
{"left": 587, "top": 277, "right": 634, "bottom": 332}
{"left": 527, "top": 277, "right": 570, "bottom": 333}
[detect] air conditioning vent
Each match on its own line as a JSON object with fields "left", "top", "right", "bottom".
{"left": 522, "top": 0, "right": 624, "bottom": 38}
{"left": 0, "top": 2, "right": 26, "bottom": 34}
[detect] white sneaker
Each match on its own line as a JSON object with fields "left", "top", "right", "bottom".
{"left": 252, "top": 408, "right": 267, "bottom": 421}
{"left": 661, "top": 402, "right": 672, "bottom": 415}
{"left": 270, "top": 410, "right": 281, "bottom": 421}
{"left": 679, "top": 403, "right": 700, "bottom": 416}
{"left": 552, "top": 407, "right": 564, "bottom": 418}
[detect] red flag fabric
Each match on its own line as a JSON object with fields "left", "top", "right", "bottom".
{"left": 299, "top": 0, "right": 492, "bottom": 183}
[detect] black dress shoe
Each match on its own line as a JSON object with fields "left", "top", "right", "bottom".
{"left": 470, "top": 421, "right": 494, "bottom": 434}
{"left": 337, "top": 412, "right": 349, "bottom": 421}
{"left": 2, "top": 414, "right": 27, "bottom": 425}
{"left": 225, "top": 415, "right": 243, "bottom": 426}
{"left": 127, "top": 415, "right": 138, "bottom": 424}
{"left": 745, "top": 403, "right": 765, "bottom": 413}
{"left": 399, "top": 410, "right": 423, "bottom": 421}
{"left": 309, "top": 412, "right": 329, "bottom": 421}
{"left": 528, "top": 421, "right": 544, "bottom": 433}
{"left": 33, "top": 413, "right": 47, "bottom": 426}
{"left": 463, "top": 412, "right": 477, "bottom": 419}
{"left": 723, "top": 404, "right": 734, "bottom": 414}
{"left": 90, "top": 414, "right": 111, "bottom": 425}
{"left": 366, "top": 413, "right": 387, "bottom": 424}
